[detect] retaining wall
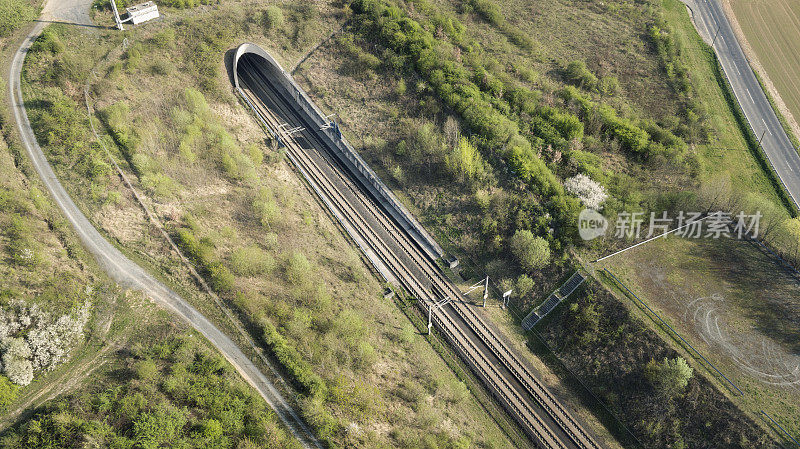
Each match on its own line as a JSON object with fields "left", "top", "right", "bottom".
{"left": 233, "top": 43, "right": 445, "bottom": 262}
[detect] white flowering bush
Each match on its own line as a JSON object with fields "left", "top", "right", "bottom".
{"left": 28, "top": 302, "right": 91, "bottom": 371}
{"left": 16, "top": 248, "right": 35, "bottom": 266}
{"left": 0, "top": 300, "right": 91, "bottom": 385}
{"left": 565, "top": 173, "right": 608, "bottom": 209}
{"left": 2, "top": 338, "right": 33, "bottom": 386}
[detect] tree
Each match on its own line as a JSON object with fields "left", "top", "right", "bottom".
{"left": 515, "top": 274, "right": 535, "bottom": 298}
{"left": 509, "top": 230, "right": 551, "bottom": 271}
{"left": 645, "top": 357, "right": 693, "bottom": 398}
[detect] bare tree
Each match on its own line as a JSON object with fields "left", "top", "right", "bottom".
{"left": 443, "top": 115, "right": 460, "bottom": 150}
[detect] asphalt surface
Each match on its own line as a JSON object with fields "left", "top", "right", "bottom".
{"left": 7, "top": 6, "right": 320, "bottom": 449}
{"left": 683, "top": 0, "right": 800, "bottom": 209}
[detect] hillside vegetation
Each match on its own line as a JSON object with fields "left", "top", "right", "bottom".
{"left": 286, "top": 0, "right": 789, "bottom": 446}
{"left": 1, "top": 324, "right": 300, "bottom": 448}
{"left": 20, "top": 2, "right": 520, "bottom": 447}
{"left": 0, "top": 7, "right": 311, "bottom": 447}
{"left": 13, "top": 0, "right": 796, "bottom": 446}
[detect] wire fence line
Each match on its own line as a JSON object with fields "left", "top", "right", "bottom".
{"left": 603, "top": 268, "right": 744, "bottom": 395}
{"left": 761, "top": 410, "right": 800, "bottom": 448}
{"left": 602, "top": 268, "right": 800, "bottom": 446}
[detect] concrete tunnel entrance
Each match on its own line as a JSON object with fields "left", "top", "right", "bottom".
{"left": 230, "top": 42, "right": 447, "bottom": 263}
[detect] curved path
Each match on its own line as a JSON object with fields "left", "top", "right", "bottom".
{"left": 684, "top": 0, "right": 800, "bottom": 209}
{"left": 7, "top": 9, "right": 320, "bottom": 449}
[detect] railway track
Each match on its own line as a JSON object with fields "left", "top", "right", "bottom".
{"left": 236, "top": 56, "right": 602, "bottom": 449}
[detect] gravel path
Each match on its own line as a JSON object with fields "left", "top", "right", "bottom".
{"left": 6, "top": 3, "right": 321, "bottom": 448}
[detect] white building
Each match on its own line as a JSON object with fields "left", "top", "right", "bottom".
{"left": 125, "top": 1, "right": 159, "bottom": 25}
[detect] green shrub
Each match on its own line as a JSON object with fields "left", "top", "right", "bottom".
{"left": 0, "top": 375, "right": 20, "bottom": 412}
{"left": 262, "top": 319, "right": 327, "bottom": 399}
{"left": 0, "top": 0, "right": 35, "bottom": 38}
{"left": 509, "top": 229, "right": 550, "bottom": 271}
{"left": 252, "top": 187, "right": 278, "bottom": 229}
{"left": 599, "top": 76, "right": 620, "bottom": 96}
{"left": 208, "top": 262, "right": 235, "bottom": 293}
{"left": 30, "top": 27, "right": 64, "bottom": 54}
{"left": 283, "top": 251, "right": 312, "bottom": 287}
{"left": 134, "top": 359, "right": 158, "bottom": 380}
{"left": 175, "top": 227, "right": 234, "bottom": 292}
{"left": 565, "top": 60, "right": 599, "bottom": 91}
{"left": 468, "top": 0, "right": 502, "bottom": 26}
{"left": 262, "top": 5, "right": 284, "bottom": 30}
{"left": 445, "top": 137, "right": 486, "bottom": 184}
{"left": 230, "top": 245, "right": 275, "bottom": 276}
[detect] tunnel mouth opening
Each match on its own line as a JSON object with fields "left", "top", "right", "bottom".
{"left": 232, "top": 43, "right": 285, "bottom": 92}
{"left": 231, "top": 42, "right": 446, "bottom": 261}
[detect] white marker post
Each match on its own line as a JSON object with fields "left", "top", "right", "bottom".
{"left": 502, "top": 289, "right": 512, "bottom": 307}
{"left": 483, "top": 276, "right": 489, "bottom": 307}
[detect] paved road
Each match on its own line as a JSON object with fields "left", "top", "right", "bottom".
{"left": 7, "top": 7, "right": 320, "bottom": 449}
{"left": 683, "top": 0, "right": 800, "bottom": 209}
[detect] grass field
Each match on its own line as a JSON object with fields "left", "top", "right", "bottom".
{"left": 599, "top": 234, "right": 800, "bottom": 440}
{"left": 728, "top": 0, "right": 800, "bottom": 141}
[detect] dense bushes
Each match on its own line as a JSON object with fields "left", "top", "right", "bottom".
{"left": 445, "top": 137, "right": 486, "bottom": 184}
{"left": 540, "top": 284, "right": 773, "bottom": 448}
{"left": 260, "top": 5, "right": 285, "bottom": 35}
{"left": 509, "top": 229, "right": 550, "bottom": 271}
{"left": 0, "top": 0, "right": 35, "bottom": 38}
{"left": 649, "top": 18, "right": 709, "bottom": 143}
{"left": 565, "top": 61, "right": 599, "bottom": 91}
{"left": 261, "top": 319, "right": 328, "bottom": 400}
{"left": 562, "top": 86, "right": 686, "bottom": 160}
{"left": 230, "top": 245, "right": 275, "bottom": 276}
{"left": 175, "top": 226, "right": 236, "bottom": 293}
{"left": 0, "top": 333, "right": 301, "bottom": 448}
{"left": 350, "top": 0, "right": 581, "bottom": 244}
{"left": 564, "top": 60, "right": 620, "bottom": 96}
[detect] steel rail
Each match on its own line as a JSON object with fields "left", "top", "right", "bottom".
{"left": 236, "top": 58, "right": 599, "bottom": 448}
{"left": 239, "top": 79, "right": 561, "bottom": 448}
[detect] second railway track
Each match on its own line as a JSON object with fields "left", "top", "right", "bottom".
{"left": 236, "top": 56, "right": 602, "bottom": 449}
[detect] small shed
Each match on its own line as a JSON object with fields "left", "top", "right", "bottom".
{"left": 126, "top": 1, "right": 159, "bottom": 25}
